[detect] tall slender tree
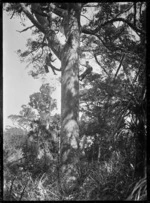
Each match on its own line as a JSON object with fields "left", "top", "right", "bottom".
{"left": 4, "top": 2, "right": 146, "bottom": 193}
{"left": 4, "top": 3, "right": 83, "bottom": 193}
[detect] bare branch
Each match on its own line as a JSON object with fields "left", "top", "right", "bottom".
{"left": 100, "top": 18, "right": 145, "bottom": 36}
{"left": 81, "top": 14, "right": 91, "bottom": 21}
{"left": 10, "top": 10, "right": 16, "bottom": 19}
{"left": 133, "top": 63, "right": 142, "bottom": 83}
{"left": 16, "top": 25, "right": 34, "bottom": 33}
{"left": 94, "top": 54, "right": 109, "bottom": 75}
{"left": 41, "top": 36, "right": 48, "bottom": 48}
{"left": 49, "top": 62, "right": 61, "bottom": 72}
{"left": 19, "top": 181, "right": 28, "bottom": 201}
{"left": 82, "top": 17, "right": 145, "bottom": 36}
{"left": 114, "top": 53, "right": 125, "bottom": 79}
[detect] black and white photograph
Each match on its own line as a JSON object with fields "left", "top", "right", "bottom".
{"left": 3, "top": 2, "right": 147, "bottom": 201}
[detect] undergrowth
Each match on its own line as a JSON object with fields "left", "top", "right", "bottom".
{"left": 4, "top": 159, "right": 147, "bottom": 201}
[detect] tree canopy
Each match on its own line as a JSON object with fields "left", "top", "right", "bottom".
{"left": 3, "top": 2, "right": 146, "bottom": 201}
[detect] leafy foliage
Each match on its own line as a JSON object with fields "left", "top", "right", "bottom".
{"left": 4, "top": 2, "right": 146, "bottom": 201}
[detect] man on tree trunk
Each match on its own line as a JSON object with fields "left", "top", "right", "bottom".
{"left": 79, "top": 61, "right": 93, "bottom": 81}
{"left": 4, "top": 2, "right": 146, "bottom": 199}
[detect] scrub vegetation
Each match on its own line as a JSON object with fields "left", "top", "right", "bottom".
{"left": 3, "top": 2, "right": 146, "bottom": 200}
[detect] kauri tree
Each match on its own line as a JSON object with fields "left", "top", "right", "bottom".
{"left": 4, "top": 2, "right": 146, "bottom": 195}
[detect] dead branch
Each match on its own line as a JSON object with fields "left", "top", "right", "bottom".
{"left": 49, "top": 62, "right": 61, "bottom": 73}
{"left": 81, "top": 14, "right": 91, "bottom": 21}
{"left": 19, "top": 181, "right": 28, "bottom": 201}
{"left": 114, "top": 53, "right": 125, "bottom": 79}
{"left": 94, "top": 54, "right": 109, "bottom": 75}
{"left": 16, "top": 25, "right": 34, "bottom": 33}
{"left": 10, "top": 10, "right": 16, "bottom": 19}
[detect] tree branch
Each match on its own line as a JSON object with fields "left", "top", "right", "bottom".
{"left": 20, "top": 3, "right": 46, "bottom": 33}
{"left": 114, "top": 53, "right": 125, "bottom": 79}
{"left": 95, "top": 34, "right": 114, "bottom": 52}
{"left": 82, "top": 17, "right": 145, "bottom": 36}
{"left": 47, "top": 33, "right": 63, "bottom": 61}
{"left": 48, "top": 62, "right": 61, "bottom": 72}
{"left": 101, "top": 18, "right": 145, "bottom": 36}
{"left": 82, "top": 28, "right": 145, "bottom": 66}
{"left": 16, "top": 25, "right": 34, "bottom": 33}
{"left": 10, "top": 10, "right": 16, "bottom": 19}
{"left": 133, "top": 63, "right": 142, "bottom": 83}
{"left": 94, "top": 54, "right": 109, "bottom": 75}
{"left": 20, "top": 3, "right": 63, "bottom": 60}
{"left": 81, "top": 14, "right": 91, "bottom": 21}
{"left": 114, "top": 3, "right": 133, "bottom": 19}
{"left": 122, "top": 64, "right": 139, "bottom": 104}
{"left": 49, "top": 3, "right": 67, "bottom": 17}
{"left": 19, "top": 181, "right": 28, "bottom": 201}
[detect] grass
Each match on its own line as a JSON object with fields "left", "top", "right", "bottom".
{"left": 4, "top": 159, "right": 147, "bottom": 201}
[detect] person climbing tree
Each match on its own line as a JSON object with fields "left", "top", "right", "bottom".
{"left": 79, "top": 61, "right": 93, "bottom": 81}
{"left": 44, "top": 52, "right": 61, "bottom": 75}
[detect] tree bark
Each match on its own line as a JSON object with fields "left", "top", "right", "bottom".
{"left": 59, "top": 7, "right": 81, "bottom": 194}
{"left": 11, "top": 2, "right": 82, "bottom": 195}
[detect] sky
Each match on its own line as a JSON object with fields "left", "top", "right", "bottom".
{"left": 3, "top": 12, "right": 61, "bottom": 129}
{"left": 3, "top": 4, "right": 101, "bottom": 130}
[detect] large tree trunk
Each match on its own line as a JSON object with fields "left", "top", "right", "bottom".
{"left": 15, "top": 2, "right": 82, "bottom": 196}
{"left": 59, "top": 7, "right": 81, "bottom": 195}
